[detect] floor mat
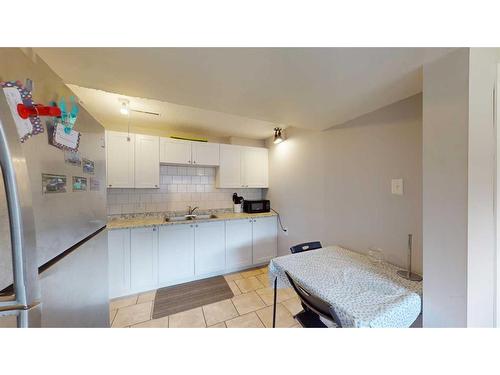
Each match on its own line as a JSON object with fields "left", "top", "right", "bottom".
{"left": 152, "top": 276, "right": 234, "bottom": 319}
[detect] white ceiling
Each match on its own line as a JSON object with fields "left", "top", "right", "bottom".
{"left": 37, "top": 48, "right": 453, "bottom": 138}
{"left": 66, "top": 84, "right": 280, "bottom": 140}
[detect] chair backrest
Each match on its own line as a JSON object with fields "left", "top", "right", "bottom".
{"left": 290, "top": 241, "right": 322, "bottom": 254}
{"left": 285, "top": 271, "right": 342, "bottom": 328}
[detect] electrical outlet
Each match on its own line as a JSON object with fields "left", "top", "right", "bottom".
{"left": 391, "top": 178, "right": 404, "bottom": 195}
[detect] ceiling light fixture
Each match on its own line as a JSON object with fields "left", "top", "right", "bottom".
{"left": 273, "top": 127, "right": 284, "bottom": 144}
{"left": 119, "top": 99, "right": 130, "bottom": 116}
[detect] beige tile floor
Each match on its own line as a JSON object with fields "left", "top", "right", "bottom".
{"left": 109, "top": 265, "right": 302, "bottom": 328}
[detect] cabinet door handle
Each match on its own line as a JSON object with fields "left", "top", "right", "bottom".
{"left": 152, "top": 226, "right": 156, "bottom": 231}
{"left": 108, "top": 184, "right": 112, "bottom": 187}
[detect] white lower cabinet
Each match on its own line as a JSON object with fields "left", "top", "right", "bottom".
{"left": 195, "top": 221, "right": 226, "bottom": 276}
{"left": 108, "top": 229, "right": 131, "bottom": 298}
{"left": 108, "top": 216, "right": 277, "bottom": 298}
{"left": 130, "top": 227, "right": 158, "bottom": 293}
{"left": 158, "top": 224, "right": 195, "bottom": 285}
{"left": 252, "top": 217, "right": 278, "bottom": 264}
{"left": 226, "top": 219, "right": 253, "bottom": 269}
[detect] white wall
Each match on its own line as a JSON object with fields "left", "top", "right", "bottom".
{"left": 422, "top": 48, "right": 500, "bottom": 328}
{"left": 422, "top": 48, "right": 470, "bottom": 328}
{"left": 103, "top": 125, "right": 266, "bottom": 146}
{"left": 228, "top": 136, "right": 266, "bottom": 148}
{"left": 323, "top": 95, "right": 422, "bottom": 272}
{"left": 266, "top": 127, "right": 327, "bottom": 257}
{"left": 266, "top": 94, "right": 422, "bottom": 273}
{"left": 467, "top": 48, "right": 500, "bottom": 327}
{"left": 103, "top": 123, "right": 231, "bottom": 144}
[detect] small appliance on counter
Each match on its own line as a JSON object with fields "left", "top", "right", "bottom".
{"left": 232, "top": 193, "right": 243, "bottom": 213}
{"left": 243, "top": 199, "right": 271, "bottom": 213}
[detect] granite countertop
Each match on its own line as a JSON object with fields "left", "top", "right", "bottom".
{"left": 107, "top": 211, "right": 277, "bottom": 230}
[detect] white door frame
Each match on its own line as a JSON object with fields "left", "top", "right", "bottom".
{"left": 495, "top": 64, "right": 500, "bottom": 327}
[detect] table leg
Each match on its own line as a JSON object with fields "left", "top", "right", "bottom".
{"left": 272, "top": 276, "right": 277, "bottom": 328}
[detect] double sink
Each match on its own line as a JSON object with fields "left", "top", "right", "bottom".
{"left": 164, "top": 214, "right": 218, "bottom": 222}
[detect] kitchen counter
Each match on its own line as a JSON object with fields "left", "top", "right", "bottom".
{"left": 107, "top": 211, "right": 277, "bottom": 230}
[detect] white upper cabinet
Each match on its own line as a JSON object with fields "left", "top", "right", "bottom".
{"left": 160, "top": 138, "right": 220, "bottom": 166}
{"left": 241, "top": 147, "right": 269, "bottom": 188}
{"left": 192, "top": 142, "right": 219, "bottom": 166}
{"left": 217, "top": 144, "right": 269, "bottom": 188}
{"left": 217, "top": 144, "right": 242, "bottom": 188}
{"left": 107, "top": 131, "right": 267, "bottom": 190}
{"left": 160, "top": 138, "right": 192, "bottom": 165}
{"left": 106, "top": 131, "right": 159, "bottom": 189}
{"left": 106, "top": 131, "right": 135, "bottom": 188}
{"left": 134, "top": 134, "right": 160, "bottom": 188}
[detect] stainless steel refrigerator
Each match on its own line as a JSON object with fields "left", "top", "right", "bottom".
{"left": 0, "top": 89, "right": 109, "bottom": 327}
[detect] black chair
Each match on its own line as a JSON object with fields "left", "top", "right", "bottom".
{"left": 285, "top": 271, "right": 342, "bottom": 328}
{"left": 289, "top": 241, "right": 322, "bottom": 254}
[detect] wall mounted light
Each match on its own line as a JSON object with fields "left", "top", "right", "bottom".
{"left": 119, "top": 99, "right": 130, "bottom": 116}
{"left": 273, "top": 127, "right": 284, "bottom": 144}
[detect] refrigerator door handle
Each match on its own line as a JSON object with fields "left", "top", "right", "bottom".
{"left": 0, "top": 92, "right": 40, "bottom": 312}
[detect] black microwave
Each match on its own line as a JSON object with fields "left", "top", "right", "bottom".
{"left": 243, "top": 199, "right": 271, "bottom": 213}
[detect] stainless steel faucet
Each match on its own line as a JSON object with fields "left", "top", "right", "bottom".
{"left": 187, "top": 206, "right": 199, "bottom": 216}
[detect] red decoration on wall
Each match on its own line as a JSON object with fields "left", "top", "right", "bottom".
{"left": 17, "top": 103, "right": 61, "bottom": 119}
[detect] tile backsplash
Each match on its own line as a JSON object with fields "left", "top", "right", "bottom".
{"left": 107, "top": 165, "right": 263, "bottom": 216}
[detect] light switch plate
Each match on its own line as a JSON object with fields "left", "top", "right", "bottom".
{"left": 391, "top": 178, "right": 404, "bottom": 195}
